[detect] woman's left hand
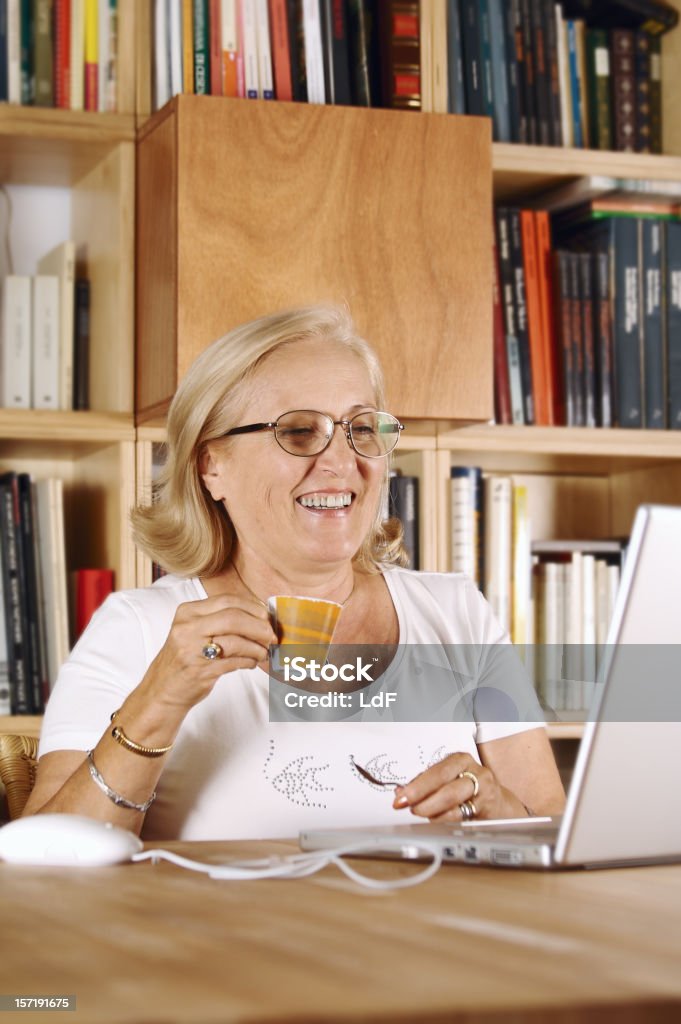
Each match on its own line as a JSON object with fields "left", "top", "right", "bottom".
{"left": 392, "top": 752, "right": 528, "bottom": 822}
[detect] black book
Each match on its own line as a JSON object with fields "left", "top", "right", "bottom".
{"left": 530, "top": 0, "right": 552, "bottom": 144}
{"left": 509, "top": 208, "right": 535, "bottom": 424}
{"left": 634, "top": 29, "right": 653, "bottom": 153}
{"left": 446, "top": 0, "right": 466, "bottom": 114}
{"left": 519, "top": 0, "right": 538, "bottom": 142}
{"left": 388, "top": 473, "right": 420, "bottom": 569}
{"left": 641, "top": 218, "right": 665, "bottom": 428}
{"left": 568, "top": 250, "right": 586, "bottom": 426}
{"left": 495, "top": 207, "right": 525, "bottom": 424}
{"left": 73, "top": 277, "right": 90, "bottom": 411}
{"left": 503, "top": 0, "right": 523, "bottom": 141}
{"left": 665, "top": 220, "right": 681, "bottom": 429}
{"left": 347, "top": 0, "right": 379, "bottom": 106}
{"left": 554, "top": 249, "right": 576, "bottom": 426}
{"left": 0, "top": 472, "right": 32, "bottom": 714}
{"left": 460, "top": 0, "right": 485, "bottom": 115}
{"left": 611, "top": 217, "right": 644, "bottom": 427}
{"left": 17, "top": 473, "right": 47, "bottom": 711}
{"left": 561, "top": 0, "right": 679, "bottom": 35}
{"left": 286, "top": 0, "right": 308, "bottom": 102}
{"left": 578, "top": 251, "right": 597, "bottom": 427}
{"left": 320, "top": 0, "right": 352, "bottom": 104}
{"left": 543, "top": 0, "right": 563, "bottom": 145}
{"left": 593, "top": 249, "right": 614, "bottom": 427}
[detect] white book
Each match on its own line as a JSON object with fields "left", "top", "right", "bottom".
{"left": 534, "top": 561, "right": 563, "bottom": 711}
{"left": 483, "top": 475, "right": 512, "bottom": 634}
{"left": 563, "top": 551, "right": 583, "bottom": 711}
{"left": 555, "top": 3, "right": 572, "bottom": 148}
{"left": 36, "top": 241, "right": 76, "bottom": 411}
{"left": 254, "top": 0, "right": 274, "bottom": 99}
{"left": 581, "top": 553, "right": 597, "bottom": 708}
{"left": 35, "top": 478, "right": 70, "bottom": 690}
{"left": 1, "top": 275, "right": 32, "bottom": 409}
{"left": 449, "top": 469, "right": 481, "bottom": 582}
{"left": 153, "top": 0, "right": 171, "bottom": 109}
{"left": 32, "top": 275, "right": 60, "bottom": 410}
{"left": 0, "top": 542, "right": 11, "bottom": 715}
{"left": 240, "top": 0, "right": 260, "bottom": 97}
{"left": 168, "top": 0, "right": 184, "bottom": 98}
{"left": 302, "top": 0, "right": 325, "bottom": 104}
{"left": 431, "top": 0, "right": 448, "bottom": 114}
{"left": 595, "top": 556, "right": 609, "bottom": 673}
{"left": 6, "top": 0, "right": 21, "bottom": 103}
{"left": 71, "top": 0, "right": 86, "bottom": 110}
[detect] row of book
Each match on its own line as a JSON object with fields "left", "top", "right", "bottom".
{"left": 494, "top": 179, "right": 681, "bottom": 430}
{"left": 0, "top": 0, "right": 119, "bottom": 111}
{"left": 0, "top": 470, "right": 114, "bottom": 715}
{"left": 450, "top": 465, "right": 625, "bottom": 712}
{"left": 387, "top": 470, "right": 420, "bottom": 569}
{"left": 0, "top": 242, "right": 89, "bottom": 411}
{"left": 148, "top": 1, "right": 677, "bottom": 155}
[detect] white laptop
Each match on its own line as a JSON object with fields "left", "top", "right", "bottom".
{"left": 300, "top": 504, "right": 681, "bottom": 869}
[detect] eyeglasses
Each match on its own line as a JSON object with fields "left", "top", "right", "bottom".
{"left": 223, "top": 409, "right": 404, "bottom": 458}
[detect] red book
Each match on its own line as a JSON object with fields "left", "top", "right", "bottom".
{"left": 520, "top": 209, "right": 548, "bottom": 425}
{"left": 54, "top": 0, "right": 72, "bottom": 109}
{"left": 74, "top": 569, "right": 114, "bottom": 639}
{"left": 535, "top": 210, "right": 561, "bottom": 425}
{"left": 492, "top": 238, "right": 512, "bottom": 424}
{"left": 209, "top": 0, "right": 223, "bottom": 94}
{"left": 269, "top": 0, "right": 293, "bottom": 100}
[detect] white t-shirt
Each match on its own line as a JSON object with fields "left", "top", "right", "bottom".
{"left": 40, "top": 567, "right": 543, "bottom": 840}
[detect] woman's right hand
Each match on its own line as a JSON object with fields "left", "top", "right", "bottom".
{"left": 141, "top": 593, "right": 277, "bottom": 712}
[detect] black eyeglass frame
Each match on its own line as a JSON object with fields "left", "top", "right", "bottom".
{"left": 222, "top": 409, "right": 405, "bottom": 458}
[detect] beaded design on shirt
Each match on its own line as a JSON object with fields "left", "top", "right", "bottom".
{"left": 263, "top": 740, "right": 334, "bottom": 809}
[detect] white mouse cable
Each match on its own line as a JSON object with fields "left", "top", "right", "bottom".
{"left": 131, "top": 840, "right": 444, "bottom": 890}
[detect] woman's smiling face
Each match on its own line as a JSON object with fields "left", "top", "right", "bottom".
{"left": 200, "top": 337, "right": 387, "bottom": 576}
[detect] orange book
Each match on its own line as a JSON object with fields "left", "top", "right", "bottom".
{"left": 268, "top": 0, "right": 292, "bottom": 100}
{"left": 535, "top": 210, "right": 561, "bottom": 425}
{"left": 209, "top": 0, "right": 223, "bottom": 94}
{"left": 182, "top": 0, "right": 194, "bottom": 93}
{"left": 520, "top": 209, "right": 548, "bottom": 425}
{"left": 73, "top": 569, "right": 114, "bottom": 639}
{"left": 222, "top": 0, "right": 239, "bottom": 96}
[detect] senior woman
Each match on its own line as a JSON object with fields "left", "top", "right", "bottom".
{"left": 25, "top": 305, "right": 565, "bottom": 837}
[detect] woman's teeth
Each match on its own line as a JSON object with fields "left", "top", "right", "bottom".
{"left": 299, "top": 493, "right": 353, "bottom": 508}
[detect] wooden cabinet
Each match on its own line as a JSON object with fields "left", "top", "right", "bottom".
{"left": 135, "top": 96, "right": 494, "bottom": 422}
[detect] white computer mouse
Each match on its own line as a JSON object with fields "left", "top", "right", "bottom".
{"left": 0, "top": 813, "right": 143, "bottom": 866}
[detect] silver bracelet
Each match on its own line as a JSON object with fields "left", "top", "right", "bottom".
{"left": 86, "top": 750, "right": 156, "bottom": 813}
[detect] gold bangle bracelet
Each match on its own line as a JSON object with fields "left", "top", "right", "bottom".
{"left": 110, "top": 710, "right": 173, "bottom": 759}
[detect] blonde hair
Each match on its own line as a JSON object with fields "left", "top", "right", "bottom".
{"left": 131, "top": 305, "right": 408, "bottom": 578}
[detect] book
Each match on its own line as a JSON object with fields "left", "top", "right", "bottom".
{"left": 520, "top": 209, "right": 547, "bottom": 424}
{"left": 0, "top": 542, "right": 12, "bottom": 715}
{"left": 430, "top": 0, "right": 448, "bottom": 114}
{"left": 641, "top": 217, "right": 665, "bottom": 428}
{"left": 209, "top": 0, "right": 223, "bottom": 94}
{"left": 347, "top": 0, "right": 378, "bottom": 106}
{"left": 492, "top": 235, "right": 512, "bottom": 425}
{"left": 255, "top": 0, "right": 274, "bottom": 98}
{"left": 488, "top": 0, "right": 511, "bottom": 142}
{"left": 561, "top": 0, "right": 679, "bottom": 35}
{"left": 483, "top": 474, "right": 512, "bottom": 634}
{"left": 31, "top": 274, "right": 60, "bottom": 411}
{"left": 446, "top": 0, "right": 465, "bottom": 114}
{"left": 183, "top": 0, "right": 194, "bottom": 94}
{"left": 287, "top": 0, "right": 307, "bottom": 101}
{"left": 84, "top": 0, "right": 98, "bottom": 109}
{"left": 530, "top": 0, "right": 551, "bottom": 145}
{"left": 0, "top": 0, "right": 8, "bottom": 103}
{"left": 509, "top": 0, "right": 528, "bottom": 142}
{"left": 19, "top": 0, "right": 33, "bottom": 103}
{"left": 578, "top": 250, "right": 597, "bottom": 427}
{"left": 34, "top": 0, "right": 54, "bottom": 106}
{"left": 168, "top": 0, "right": 185, "bottom": 98}
{"left": 509, "top": 208, "right": 534, "bottom": 424}
{"left": 35, "top": 478, "right": 70, "bottom": 690}
{"left": 268, "top": 0, "right": 292, "bottom": 99}
{"left": 70, "top": 0, "right": 85, "bottom": 110}
{"left": 554, "top": 249, "right": 576, "bottom": 426}
{"left": 17, "top": 473, "right": 47, "bottom": 712}
{"left": 649, "top": 32, "right": 661, "bottom": 152}
{"left": 450, "top": 465, "right": 482, "bottom": 583}
{"left": 378, "top": 0, "right": 420, "bottom": 109}
{"left": 97, "top": 0, "right": 114, "bottom": 111}
{"left": 534, "top": 209, "right": 561, "bottom": 425}
{"left": 1, "top": 275, "right": 31, "bottom": 410}
{"left": 495, "top": 208, "right": 525, "bottom": 424}
{"left": 54, "top": 0, "right": 71, "bottom": 107}
{"left": 388, "top": 472, "right": 419, "bottom": 569}
{"left": 611, "top": 216, "right": 643, "bottom": 427}
{"left": 301, "top": 0, "right": 325, "bottom": 103}
{"left": 566, "top": 19, "right": 584, "bottom": 147}
{"left": 610, "top": 27, "right": 636, "bottom": 152}
{"left": 585, "top": 27, "right": 612, "bottom": 149}
{"left": 544, "top": 0, "right": 563, "bottom": 145}
{"left": 0, "top": 472, "right": 31, "bottom": 714}
{"left": 634, "top": 28, "right": 652, "bottom": 152}
{"left": 593, "top": 248, "right": 614, "bottom": 427}
{"left": 6, "top": 0, "right": 20, "bottom": 103}
{"left": 519, "top": 0, "right": 537, "bottom": 142}
{"left": 460, "top": 0, "right": 483, "bottom": 117}
{"left": 511, "top": 482, "right": 531, "bottom": 648}
{"left": 36, "top": 240, "right": 75, "bottom": 411}
{"left": 72, "top": 568, "right": 114, "bottom": 639}
{"left": 73, "top": 276, "right": 90, "bottom": 411}
{"left": 567, "top": 248, "right": 585, "bottom": 425}
{"left": 193, "top": 0, "right": 210, "bottom": 94}
{"left": 320, "top": 0, "right": 351, "bottom": 104}
{"left": 555, "top": 2, "right": 573, "bottom": 147}
{"left": 665, "top": 220, "right": 681, "bottom": 429}
{"left": 419, "top": 0, "right": 432, "bottom": 112}
{"left": 221, "top": 0, "right": 238, "bottom": 96}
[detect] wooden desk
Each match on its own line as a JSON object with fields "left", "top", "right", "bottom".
{"left": 1, "top": 840, "right": 681, "bottom": 1023}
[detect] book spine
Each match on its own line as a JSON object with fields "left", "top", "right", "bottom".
{"left": 167, "top": 0, "right": 184, "bottom": 97}
{"left": 209, "top": 0, "right": 223, "bottom": 94}
{"left": 477, "top": 0, "right": 494, "bottom": 120}
{"left": 519, "top": 0, "right": 537, "bottom": 142}
{"left": 34, "top": 0, "right": 54, "bottom": 105}
{"left": 509, "top": 0, "right": 528, "bottom": 142}
{"left": 0, "top": 0, "right": 8, "bottom": 102}
{"left": 255, "top": 0, "right": 274, "bottom": 98}
{"left": 593, "top": 248, "right": 614, "bottom": 428}
{"left": 446, "top": 0, "right": 465, "bottom": 114}
{"left": 220, "top": 0, "right": 238, "bottom": 96}
{"left": 649, "top": 33, "right": 661, "bottom": 153}
{"left": 193, "top": 0, "right": 210, "bottom": 94}
{"left": 19, "top": 0, "right": 33, "bottom": 104}
{"left": 268, "top": 0, "right": 292, "bottom": 99}
{"left": 509, "top": 208, "right": 535, "bottom": 425}
{"left": 578, "top": 250, "right": 597, "bottom": 427}
{"left": 535, "top": 209, "right": 561, "bottom": 425}
{"left": 483, "top": 474, "right": 513, "bottom": 634}
{"left": 530, "top": 0, "right": 551, "bottom": 144}
{"left": 31, "top": 275, "right": 59, "bottom": 410}
{"left": 7, "top": 0, "right": 21, "bottom": 103}
{"left": 54, "top": 0, "right": 71, "bottom": 107}
{"left": 543, "top": 0, "right": 562, "bottom": 146}
{"left": 568, "top": 249, "right": 585, "bottom": 426}
{"left": 419, "top": 0, "right": 432, "bottom": 113}
{"left": 389, "top": 474, "right": 420, "bottom": 569}
{"left": 502, "top": 0, "right": 521, "bottom": 140}
{"left": 610, "top": 27, "right": 636, "bottom": 152}
{"left": 450, "top": 466, "right": 482, "bottom": 583}
{"left": 301, "top": 0, "right": 325, "bottom": 103}
{"left": 566, "top": 19, "right": 583, "bottom": 147}
{"left": 74, "top": 568, "right": 114, "bottom": 637}
{"left": 430, "top": 0, "right": 449, "bottom": 115}
{"left": 495, "top": 208, "right": 525, "bottom": 425}
{"left": 666, "top": 220, "right": 681, "bottom": 429}
{"left": 460, "top": 0, "right": 483, "bottom": 115}
{"left": 555, "top": 2, "right": 572, "bottom": 147}
{"left": 511, "top": 482, "right": 531, "bottom": 647}
{"left": 488, "top": 0, "right": 510, "bottom": 141}
{"left": 73, "top": 277, "right": 90, "bottom": 411}
{"left": 492, "top": 235, "right": 512, "bottom": 425}
{"left": 642, "top": 217, "right": 665, "bottom": 428}
{"left": 347, "top": 0, "right": 376, "bottom": 107}
{"left": 182, "top": 0, "right": 194, "bottom": 93}
{"left": 554, "top": 249, "right": 575, "bottom": 426}
{"left": 84, "top": 0, "right": 97, "bottom": 109}
{"left": 0, "top": 474, "right": 32, "bottom": 714}
{"left": 612, "top": 216, "right": 643, "bottom": 427}
{"left": 286, "top": 0, "right": 307, "bottom": 102}
{"left": 70, "top": 0, "right": 84, "bottom": 109}
{"left": 574, "top": 18, "right": 590, "bottom": 149}
{"left": 634, "top": 28, "right": 652, "bottom": 153}
{"left": 18, "top": 473, "right": 45, "bottom": 712}
{"left": 0, "top": 541, "right": 12, "bottom": 715}
{"left": 1, "top": 275, "right": 32, "bottom": 410}
{"left": 379, "top": 0, "right": 419, "bottom": 110}
{"left": 520, "top": 208, "right": 547, "bottom": 424}
{"left": 585, "top": 27, "right": 612, "bottom": 150}
{"left": 320, "top": 0, "right": 351, "bottom": 104}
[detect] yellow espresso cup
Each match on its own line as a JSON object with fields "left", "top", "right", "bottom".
{"left": 267, "top": 595, "right": 342, "bottom": 650}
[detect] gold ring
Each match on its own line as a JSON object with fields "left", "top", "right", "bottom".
{"left": 459, "top": 800, "right": 478, "bottom": 821}
{"left": 457, "top": 769, "right": 480, "bottom": 798}
{"left": 201, "top": 639, "right": 223, "bottom": 660}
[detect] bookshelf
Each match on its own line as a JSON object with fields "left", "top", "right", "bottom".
{"left": 0, "top": 1, "right": 137, "bottom": 734}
